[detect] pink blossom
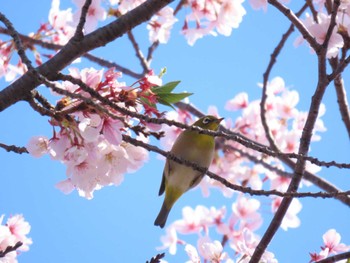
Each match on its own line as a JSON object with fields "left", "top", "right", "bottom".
{"left": 172, "top": 206, "right": 207, "bottom": 234}
{"left": 55, "top": 178, "right": 75, "bottom": 194}
{"left": 232, "top": 196, "right": 262, "bottom": 231}
{"left": 48, "top": 134, "right": 70, "bottom": 160}
{"left": 309, "top": 229, "right": 350, "bottom": 262}
{"left": 73, "top": 0, "right": 107, "bottom": 33}
{"left": 117, "top": 0, "right": 147, "bottom": 15}
{"left": 215, "top": 0, "right": 246, "bottom": 36}
{"left": 158, "top": 226, "right": 180, "bottom": 255}
{"left": 322, "top": 229, "right": 350, "bottom": 254}
{"left": 78, "top": 114, "right": 103, "bottom": 142}
{"left": 249, "top": 0, "right": 289, "bottom": 11}
{"left": 48, "top": 0, "right": 75, "bottom": 44}
{"left": 199, "top": 238, "right": 227, "bottom": 262}
{"left": 147, "top": 7, "right": 178, "bottom": 44}
{"left": 272, "top": 197, "right": 302, "bottom": 231}
{"left": 69, "top": 67, "right": 104, "bottom": 90}
{"left": 123, "top": 140, "right": 149, "bottom": 172}
{"left": 6, "top": 215, "right": 33, "bottom": 251}
{"left": 296, "top": 13, "right": 344, "bottom": 58}
{"left": 225, "top": 92, "right": 249, "bottom": 111}
{"left": 101, "top": 118, "right": 123, "bottom": 145}
{"left": 27, "top": 136, "right": 49, "bottom": 157}
{"left": 0, "top": 214, "right": 32, "bottom": 261}
{"left": 185, "top": 244, "right": 200, "bottom": 263}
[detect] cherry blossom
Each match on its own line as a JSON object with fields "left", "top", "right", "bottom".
{"left": 48, "top": 0, "right": 75, "bottom": 45}
{"left": 295, "top": 12, "right": 344, "bottom": 58}
{"left": 225, "top": 92, "right": 249, "bottom": 111}
{"left": 272, "top": 197, "right": 302, "bottom": 231}
{"left": 309, "top": 229, "right": 350, "bottom": 262}
{"left": 27, "top": 67, "right": 153, "bottom": 199}
{"left": 181, "top": 0, "right": 246, "bottom": 45}
{"left": 73, "top": 0, "right": 107, "bottom": 33}
{"left": 147, "top": 7, "right": 178, "bottom": 44}
{"left": 0, "top": 214, "right": 32, "bottom": 262}
{"left": 185, "top": 244, "right": 201, "bottom": 263}
{"left": 27, "top": 136, "right": 49, "bottom": 157}
{"left": 198, "top": 237, "right": 227, "bottom": 262}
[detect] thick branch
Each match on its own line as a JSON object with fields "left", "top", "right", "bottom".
{"left": 0, "top": 0, "right": 174, "bottom": 111}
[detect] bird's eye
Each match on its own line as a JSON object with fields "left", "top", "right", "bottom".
{"left": 202, "top": 117, "right": 211, "bottom": 124}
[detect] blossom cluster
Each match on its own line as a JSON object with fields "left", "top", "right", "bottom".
{"left": 158, "top": 202, "right": 278, "bottom": 263}
{"left": 26, "top": 67, "right": 166, "bottom": 199}
{"left": 158, "top": 76, "right": 327, "bottom": 261}
{"left": 309, "top": 229, "right": 350, "bottom": 262}
{"left": 295, "top": 0, "right": 350, "bottom": 58}
{"left": 0, "top": 214, "right": 32, "bottom": 263}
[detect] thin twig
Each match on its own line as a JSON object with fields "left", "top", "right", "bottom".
{"left": 0, "top": 143, "right": 28, "bottom": 154}
{"left": 123, "top": 135, "right": 350, "bottom": 199}
{"left": 250, "top": 2, "right": 331, "bottom": 261}
{"left": 322, "top": 0, "right": 340, "bottom": 50}
{"left": 127, "top": 30, "right": 150, "bottom": 73}
{"left": 73, "top": 0, "right": 92, "bottom": 39}
{"left": 267, "top": 0, "right": 320, "bottom": 53}
{"left": 260, "top": 3, "right": 308, "bottom": 151}
{"left": 0, "top": 241, "right": 23, "bottom": 257}
{"left": 0, "top": 0, "right": 175, "bottom": 111}
{"left": 316, "top": 251, "right": 350, "bottom": 263}
{"left": 0, "top": 26, "right": 143, "bottom": 79}
{"left": 334, "top": 74, "right": 350, "bottom": 138}
{"left": 146, "top": 0, "right": 186, "bottom": 63}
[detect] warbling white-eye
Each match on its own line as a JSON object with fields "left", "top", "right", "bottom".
{"left": 154, "top": 115, "right": 224, "bottom": 228}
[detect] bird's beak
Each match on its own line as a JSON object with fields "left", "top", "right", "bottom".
{"left": 217, "top": 117, "right": 224, "bottom": 123}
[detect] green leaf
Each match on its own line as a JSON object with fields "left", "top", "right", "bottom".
{"left": 152, "top": 81, "right": 181, "bottom": 94}
{"left": 157, "top": 92, "right": 193, "bottom": 104}
{"left": 140, "top": 97, "right": 157, "bottom": 109}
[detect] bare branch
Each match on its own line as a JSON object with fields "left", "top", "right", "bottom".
{"left": 127, "top": 30, "right": 150, "bottom": 72}
{"left": 0, "top": 143, "right": 28, "bottom": 154}
{"left": 83, "top": 53, "right": 143, "bottom": 79}
{"left": 334, "top": 74, "right": 350, "bottom": 138}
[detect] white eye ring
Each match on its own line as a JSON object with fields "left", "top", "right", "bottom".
{"left": 202, "top": 117, "right": 211, "bottom": 124}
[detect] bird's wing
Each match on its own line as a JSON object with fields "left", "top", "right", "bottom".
{"left": 189, "top": 172, "right": 205, "bottom": 190}
{"left": 158, "top": 160, "right": 170, "bottom": 196}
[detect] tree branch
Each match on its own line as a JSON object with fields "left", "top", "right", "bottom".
{"left": 250, "top": 2, "right": 331, "bottom": 261}
{"left": 73, "top": 0, "right": 92, "bottom": 40}
{"left": 0, "top": 143, "right": 28, "bottom": 154}
{"left": 260, "top": 3, "right": 308, "bottom": 151}
{"left": 0, "top": 241, "right": 23, "bottom": 258}
{"left": 123, "top": 135, "right": 350, "bottom": 199}
{"left": 0, "top": 0, "right": 174, "bottom": 111}
{"left": 267, "top": 0, "right": 320, "bottom": 53}
{"left": 316, "top": 251, "right": 350, "bottom": 263}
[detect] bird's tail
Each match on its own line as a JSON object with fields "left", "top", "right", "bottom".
{"left": 154, "top": 201, "right": 171, "bottom": 228}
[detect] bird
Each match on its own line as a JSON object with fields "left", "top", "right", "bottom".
{"left": 154, "top": 115, "right": 224, "bottom": 228}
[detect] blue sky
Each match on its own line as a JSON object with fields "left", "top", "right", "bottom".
{"left": 1, "top": 0, "right": 350, "bottom": 262}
